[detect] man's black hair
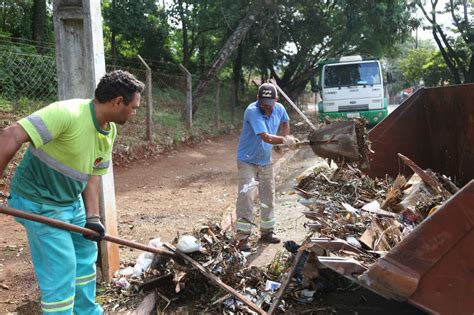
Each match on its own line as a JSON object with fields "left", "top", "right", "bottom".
{"left": 95, "top": 70, "right": 145, "bottom": 105}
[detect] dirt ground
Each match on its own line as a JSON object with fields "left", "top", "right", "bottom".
{"left": 0, "top": 130, "right": 423, "bottom": 314}
{"left": 0, "top": 132, "right": 244, "bottom": 313}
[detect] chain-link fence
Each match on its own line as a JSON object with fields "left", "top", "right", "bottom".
{"left": 1, "top": 39, "right": 243, "bottom": 155}
{"left": 106, "top": 63, "right": 188, "bottom": 110}
{"left": 104, "top": 62, "right": 190, "bottom": 147}
{"left": 0, "top": 50, "right": 58, "bottom": 110}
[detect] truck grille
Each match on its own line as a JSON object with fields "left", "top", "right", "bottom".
{"left": 339, "top": 104, "right": 369, "bottom": 112}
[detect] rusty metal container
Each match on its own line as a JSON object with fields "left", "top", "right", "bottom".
{"left": 355, "top": 84, "right": 474, "bottom": 314}
{"left": 359, "top": 180, "right": 474, "bottom": 314}
{"left": 367, "top": 83, "right": 474, "bottom": 187}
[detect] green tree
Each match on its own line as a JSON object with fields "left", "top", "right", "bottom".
{"left": 385, "top": 37, "right": 433, "bottom": 96}
{"left": 245, "top": 0, "right": 412, "bottom": 100}
{"left": 414, "top": 0, "right": 473, "bottom": 83}
{"left": 103, "top": 0, "right": 172, "bottom": 64}
{"left": 423, "top": 50, "right": 452, "bottom": 86}
{"left": 190, "top": 0, "right": 273, "bottom": 114}
{"left": 399, "top": 46, "right": 453, "bottom": 87}
{"left": 399, "top": 48, "right": 432, "bottom": 85}
{"left": 167, "top": 0, "right": 252, "bottom": 72}
{"left": 166, "top": 0, "right": 413, "bottom": 112}
{"left": 1, "top": 0, "right": 33, "bottom": 38}
{"left": 167, "top": 0, "right": 274, "bottom": 114}
{"left": 32, "top": 0, "right": 46, "bottom": 50}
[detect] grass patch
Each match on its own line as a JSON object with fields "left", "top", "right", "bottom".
{"left": 0, "top": 96, "right": 51, "bottom": 114}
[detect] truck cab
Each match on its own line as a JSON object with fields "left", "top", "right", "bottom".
{"left": 317, "top": 55, "right": 388, "bottom": 125}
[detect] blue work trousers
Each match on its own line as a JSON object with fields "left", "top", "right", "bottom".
{"left": 8, "top": 192, "right": 103, "bottom": 315}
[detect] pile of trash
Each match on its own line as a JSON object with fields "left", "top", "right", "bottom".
{"left": 98, "top": 146, "right": 459, "bottom": 313}
{"left": 295, "top": 153, "right": 458, "bottom": 267}
{"left": 99, "top": 223, "right": 297, "bottom": 313}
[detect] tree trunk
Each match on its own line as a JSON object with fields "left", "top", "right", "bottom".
{"left": 111, "top": 30, "right": 117, "bottom": 66}
{"left": 467, "top": 54, "right": 474, "bottom": 83}
{"left": 2, "top": 2, "right": 6, "bottom": 30}
{"left": 178, "top": 0, "right": 190, "bottom": 68}
{"left": 111, "top": 0, "right": 117, "bottom": 66}
{"left": 417, "top": 1, "right": 465, "bottom": 84}
{"left": 432, "top": 29, "right": 462, "bottom": 84}
{"left": 32, "top": 0, "right": 46, "bottom": 53}
{"left": 199, "top": 43, "right": 206, "bottom": 76}
{"left": 189, "top": 0, "right": 273, "bottom": 116}
{"left": 277, "top": 69, "right": 316, "bottom": 106}
{"left": 232, "top": 43, "right": 244, "bottom": 106}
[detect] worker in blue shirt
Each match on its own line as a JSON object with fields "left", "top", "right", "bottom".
{"left": 235, "top": 83, "right": 299, "bottom": 251}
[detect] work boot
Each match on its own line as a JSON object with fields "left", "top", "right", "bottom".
{"left": 238, "top": 238, "right": 252, "bottom": 251}
{"left": 260, "top": 231, "right": 281, "bottom": 244}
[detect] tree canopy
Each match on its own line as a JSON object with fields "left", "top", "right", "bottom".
{"left": 248, "top": 0, "right": 412, "bottom": 99}
{"left": 102, "top": 0, "right": 172, "bottom": 64}
{"left": 413, "top": 0, "right": 473, "bottom": 83}
{"left": 4, "top": 1, "right": 472, "bottom": 115}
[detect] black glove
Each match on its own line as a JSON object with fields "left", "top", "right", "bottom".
{"left": 84, "top": 216, "right": 105, "bottom": 241}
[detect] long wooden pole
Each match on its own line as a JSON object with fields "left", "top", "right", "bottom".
{"left": 398, "top": 153, "right": 451, "bottom": 198}
{"left": 269, "top": 79, "right": 317, "bottom": 131}
{"left": 0, "top": 204, "right": 175, "bottom": 258}
{"left": 267, "top": 250, "right": 305, "bottom": 314}
{"left": 163, "top": 243, "right": 267, "bottom": 315}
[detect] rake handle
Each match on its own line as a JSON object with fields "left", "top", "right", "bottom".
{"left": 274, "top": 139, "right": 337, "bottom": 148}
{"left": 0, "top": 204, "right": 176, "bottom": 258}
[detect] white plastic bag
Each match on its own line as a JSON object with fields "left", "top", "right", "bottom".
{"left": 148, "top": 238, "right": 162, "bottom": 249}
{"left": 265, "top": 280, "right": 281, "bottom": 292}
{"left": 118, "top": 266, "right": 134, "bottom": 277}
{"left": 133, "top": 252, "right": 153, "bottom": 277}
{"left": 240, "top": 178, "right": 259, "bottom": 194}
{"left": 176, "top": 235, "right": 202, "bottom": 253}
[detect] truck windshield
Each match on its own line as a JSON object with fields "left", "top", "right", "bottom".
{"left": 324, "top": 61, "right": 381, "bottom": 88}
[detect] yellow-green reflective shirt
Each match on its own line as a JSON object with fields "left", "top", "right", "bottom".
{"left": 10, "top": 99, "right": 116, "bottom": 206}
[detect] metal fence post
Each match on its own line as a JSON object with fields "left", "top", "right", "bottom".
{"left": 215, "top": 80, "right": 220, "bottom": 130}
{"left": 178, "top": 64, "right": 192, "bottom": 129}
{"left": 137, "top": 55, "right": 153, "bottom": 142}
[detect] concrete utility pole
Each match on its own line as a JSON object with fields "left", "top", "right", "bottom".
{"left": 53, "top": 0, "right": 120, "bottom": 281}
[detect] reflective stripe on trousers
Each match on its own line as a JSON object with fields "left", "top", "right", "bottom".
{"left": 235, "top": 161, "right": 275, "bottom": 237}
{"left": 8, "top": 193, "right": 103, "bottom": 315}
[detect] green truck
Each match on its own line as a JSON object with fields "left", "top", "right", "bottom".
{"left": 316, "top": 55, "right": 389, "bottom": 125}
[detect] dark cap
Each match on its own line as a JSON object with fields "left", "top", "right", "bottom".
{"left": 258, "top": 83, "right": 278, "bottom": 106}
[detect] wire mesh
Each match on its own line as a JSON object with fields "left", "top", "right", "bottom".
{"left": 0, "top": 40, "right": 241, "bottom": 149}
{"left": 0, "top": 50, "right": 57, "bottom": 103}
{"left": 104, "top": 63, "right": 189, "bottom": 145}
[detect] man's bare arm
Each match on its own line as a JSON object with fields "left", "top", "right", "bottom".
{"left": 258, "top": 121, "right": 291, "bottom": 145}
{"left": 258, "top": 132, "right": 285, "bottom": 145}
{"left": 280, "top": 121, "right": 290, "bottom": 136}
{"left": 0, "top": 124, "right": 30, "bottom": 176}
{"left": 82, "top": 175, "right": 101, "bottom": 217}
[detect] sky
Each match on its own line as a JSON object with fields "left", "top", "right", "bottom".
{"left": 413, "top": 0, "right": 453, "bottom": 41}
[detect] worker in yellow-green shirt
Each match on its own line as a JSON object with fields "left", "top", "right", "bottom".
{"left": 0, "top": 70, "right": 144, "bottom": 315}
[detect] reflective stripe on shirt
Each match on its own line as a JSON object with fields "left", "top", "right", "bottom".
{"left": 31, "top": 147, "right": 90, "bottom": 182}
{"left": 27, "top": 114, "right": 53, "bottom": 144}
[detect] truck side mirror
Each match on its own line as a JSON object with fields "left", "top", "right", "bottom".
{"left": 386, "top": 72, "right": 395, "bottom": 84}
{"left": 310, "top": 75, "right": 321, "bottom": 93}
{"left": 312, "top": 84, "right": 321, "bottom": 93}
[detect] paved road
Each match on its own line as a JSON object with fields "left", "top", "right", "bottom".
{"left": 388, "top": 104, "right": 400, "bottom": 114}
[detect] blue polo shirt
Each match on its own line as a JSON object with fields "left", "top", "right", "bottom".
{"left": 237, "top": 101, "right": 289, "bottom": 166}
